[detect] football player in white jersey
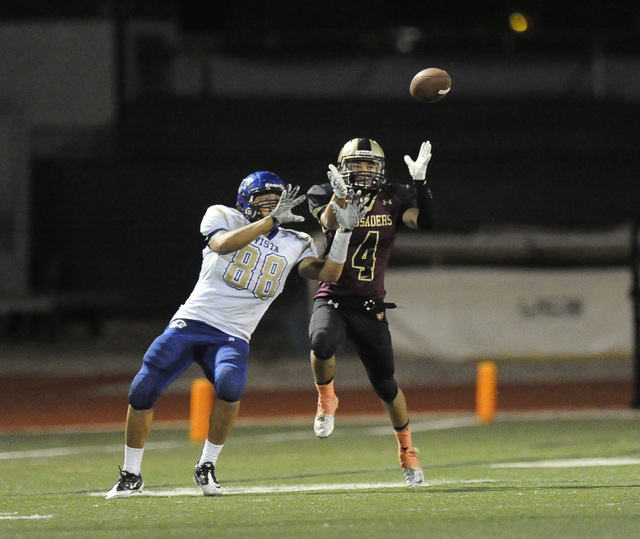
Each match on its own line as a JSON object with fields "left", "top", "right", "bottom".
{"left": 106, "top": 171, "right": 368, "bottom": 499}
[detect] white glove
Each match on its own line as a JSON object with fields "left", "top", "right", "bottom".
{"left": 403, "top": 141, "right": 432, "bottom": 181}
{"left": 330, "top": 191, "right": 369, "bottom": 231}
{"left": 327, "top": 164, "right": 348, "bottom": 199}
{"left": 270, "top": 184, "right": 306, "bottom": 225}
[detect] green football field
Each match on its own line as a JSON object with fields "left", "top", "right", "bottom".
{"left": 2, "top": 411, "right": 640, "bottom": 538}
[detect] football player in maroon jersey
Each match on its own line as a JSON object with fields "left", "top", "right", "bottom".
{"left": 306, "top": 138, "right": 434, "bottom": 487}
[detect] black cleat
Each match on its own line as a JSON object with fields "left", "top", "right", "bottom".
{"left": 105, "top": 467, "right": 144, "bottom": 499}
{"left": 193, "top": 462, "right": 223, "bottom": 496}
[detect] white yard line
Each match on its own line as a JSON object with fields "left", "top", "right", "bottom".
{"left": 0, "top": 513, "right": 53, "bottom": 520}
{"left": 3, "top": 411, "right": 640, "bottom": 463}
{"left": 0, "top": 418, "right": 480, "bottom": 460}
{"left": 90, "top": 479, "right": 494, "bottom": 497}
{"left": 0, "top": 441, "right": 185, "bottom": 460}
{"left": 493, "top": 457, "right": 640, "bottom": 468}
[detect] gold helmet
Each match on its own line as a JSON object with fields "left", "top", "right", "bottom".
{"left": 337, "top": 138, "right": 386, "bottom": 193}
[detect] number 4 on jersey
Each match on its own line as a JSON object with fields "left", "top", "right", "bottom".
{"left": 351, "top": 231, "right": 379, "bottom": 282}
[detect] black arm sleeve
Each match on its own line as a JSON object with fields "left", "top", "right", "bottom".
{"left": 415, "top": 181, "right": 435, "bottom": 230}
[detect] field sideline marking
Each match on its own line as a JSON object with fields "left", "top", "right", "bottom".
{"left": 493, "top": 457, "right": 640, "bottom": 468}
{"left": 378, "top": 416, "right": 479, "bottom": 434}
{"left": 0, "top": 419, "right": 478, "bottom": 461}
{"left": 0, "top": 441, "right": 184, "bottom": 461}
{"left": 89, "top": 479, "right": 493, "bottom": 497}
{"left": 0, "top": 512, "right": 53, "bottom": 520}
{"left": 3, "top": 412, "right": 639, "bottom": 462}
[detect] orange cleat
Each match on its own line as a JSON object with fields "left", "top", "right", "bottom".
{"left": 395, "top": 425, "right": 424, "bottom": 487}
{"left": 314, "top": 380, "right": 339, "bottom": 439}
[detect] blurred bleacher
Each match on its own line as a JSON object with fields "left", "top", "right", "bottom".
{"left": 1, "top": 4, "right": 640, "bottom": 361}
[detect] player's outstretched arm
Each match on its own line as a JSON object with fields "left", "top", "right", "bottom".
{"left": 320, "top": 164, "right": 349, "bottom": 230}
{"left": 403, "top": 141, "right": 435, "bottom": 230}
{"left": 330, "top": 191, "right": 369, "bottom": 232}
{"left": 269, "top": 184, "right": 306, "bottom": 226}
{"left": 404, "top": 141, "right": 432, "bottom": 181}
{"left": 298, "top": 228, "right": 353, "bottom": 282}
{"left": 208, "top": 216, "right": 280, "bottom": 255}
{"left": 210, "top": 184, "right": 306, "bottom": 255}
{"left": 299, "top": 193, "right": 367, "bottom": 281}
{"left": 327, "top": 164, "right": 348, "bottom": 199}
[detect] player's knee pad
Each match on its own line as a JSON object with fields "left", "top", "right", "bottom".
{"left": 370, "top": 376, "right": 399, "bottom": 403}
{"left": 310, "top": 328, "right": 336, "bottom": 361}
{"left": 128, "top": 371, "right": 162, "bottom": 410}
{"left": 214, "top": 364, "right": 246, "bottom": 403}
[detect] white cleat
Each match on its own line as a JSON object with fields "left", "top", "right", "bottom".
{"left": 193, "top": 462, "right": 223, "bottom": 496}
{"left": 105, "top": 468, "right": 144, "bottom": 499}
{"left": 403, "top": 467, "right": 425, "bottom": 487}
{"left": 314, "top": 414, "right": 336, "bottom": 439}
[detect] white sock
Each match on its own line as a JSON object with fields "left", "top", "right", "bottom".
{"left": 123, "top": 445, "right": 144, "bottom": 475}
{"left": 199, "top": 439, "right": 224, "bottom": 466}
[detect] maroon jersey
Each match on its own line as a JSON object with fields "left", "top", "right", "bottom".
{"left": 307, "top": 182, "right": 417, "bottom": 300}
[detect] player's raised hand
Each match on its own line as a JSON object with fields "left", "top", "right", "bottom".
{"left": 327, "top": 164, "right": 348, "bottom": 199}
{"left": 330, "top": 191, "right": 369, "bottom": 232}
{"left": 271, "top": 184, "right": 306, "bottom": 225}
{"left": 404, "top": 141, "right": 432, "bottom": 182}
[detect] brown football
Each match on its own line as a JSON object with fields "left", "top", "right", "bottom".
{"left": 410, "top": 68, "right": 452, "bottom": 103}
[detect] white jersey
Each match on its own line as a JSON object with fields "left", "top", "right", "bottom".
{"left": 172, "top": 205, "right": 318, "bottom": 341}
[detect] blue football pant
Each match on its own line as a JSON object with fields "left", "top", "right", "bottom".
{"left": 128, "top": 319, "right": 250, "bottom": 410}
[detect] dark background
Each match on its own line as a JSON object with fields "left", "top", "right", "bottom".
{"left": 2, "top": 1, "right": 639, "bottom": 328}
{"left": 3, "top": 1, "right": 639, "bottom": 53}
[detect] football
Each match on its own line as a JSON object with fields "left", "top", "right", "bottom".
{"left": 410, "top": 68, "right": 452, "bottom": 103}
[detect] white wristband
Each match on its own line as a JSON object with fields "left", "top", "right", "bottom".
{"left": 327, "top": 229, "right": 352, "bottom": 264}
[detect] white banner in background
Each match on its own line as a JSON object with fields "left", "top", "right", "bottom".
{"left": 385, "top": 267, "right": 632, "bottom": 361}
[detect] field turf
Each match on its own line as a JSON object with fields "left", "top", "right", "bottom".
{"left": 2, "top": 412, "right": 640, "bottom": 538}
